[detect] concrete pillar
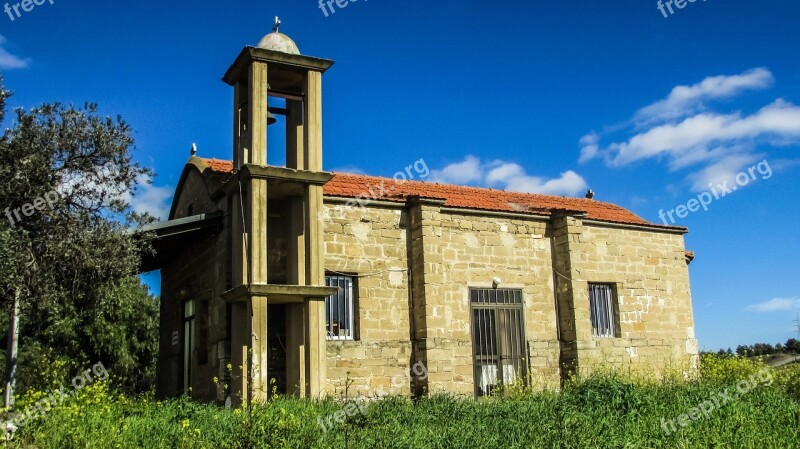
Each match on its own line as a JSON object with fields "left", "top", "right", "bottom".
{"left": 286, "top": 99, "right": 305, "bottom": 170}
{"left": 304, "top": 184, "right": 326, "bottom": 395}
{"left": 286, "top": 198, "right": 307, "bottom": 396}
{"left": 304, "top": 71, "right": 323, "bottom": 172}
{"left": 303, "top": 300, "right": 326, "bottom": 395}
{"left": 232, "top": 81, "right": 247, "bottom": 169}
{"left": 248, "top": 178, "right": 268, "bottom": 284}
{"left": 229, "top": 59, "right": 270, "bottom": 403}
{"left": 287, "top": 199, "right": 306, "bottom": 286}
{"left": 229, "top": 302, "right": 250, "bottom": 404}
{"left": 250, "top": 296, "right": 269, "bottom": 401}
{"left": 247, "top": 61, "right": 268, "bottom": 166}
{"left": 232, "top": 61, "right": 268, "bottom": 167}
{"left": 245, "top": 174, "right": 269, "bottom": 399}
{"left": 231, "top": 193, "right": 248, "bottom": 287}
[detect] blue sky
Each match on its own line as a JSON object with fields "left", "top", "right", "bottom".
{"left": 2, "top": 0, "right": 799, "bottom": 350}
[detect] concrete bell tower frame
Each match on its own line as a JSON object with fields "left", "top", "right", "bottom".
{"left": 220, "top": 43, "right": 337, "bottom": 404}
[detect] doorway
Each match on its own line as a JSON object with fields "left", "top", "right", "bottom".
{"left": 470, "top": 288, "right": 528, "bottom": 397}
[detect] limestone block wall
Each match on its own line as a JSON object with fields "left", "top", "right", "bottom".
{"left": 319, "top": 199, "right": 698, "bottom": 397}
{"left": 574, "top": 221, "right": 699, "bottom": 375}
{"left": 425, "top": 210, "right": 562, "bottom": 394}
{"left": 322, "top": 202, "right": 413, "bottom": 397}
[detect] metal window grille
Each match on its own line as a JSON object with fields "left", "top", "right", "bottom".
{"left": 325, "top": 275, "right": 355, "bottom": 340}
{"left": 589, "top": 284, "right": 617, "bottom": 338}
{"left": 471, "top": 288, "right": 527, "bottom": 397}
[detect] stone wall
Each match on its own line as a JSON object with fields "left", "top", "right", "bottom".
{"left": 322, "top": 202, "right": 413, "bottom": 397}
{"left": 321, "top": 200, "right": 698, "bottom": 396}
{"left": 159, "top": 192, "right": 698, "bottom": 401}
{"left": 158, "top": 230, "right": 229, "bottom": 400}
{"left": 419, "top": 207, "right": 561, "bottom": 394}
{"left": 574, "top": 220, "right": 699, "bottom": 375}
{"left": 157, "top": 179, "right": 229, "bottom": 401}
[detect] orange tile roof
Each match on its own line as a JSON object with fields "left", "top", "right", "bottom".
{"left": 197, "top": 158, "right": 684, "bottom": 231}
{"left": 202, "top": 158, "right": 235, "bottom": 173}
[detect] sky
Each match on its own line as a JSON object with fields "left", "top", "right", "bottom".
{"left": 1, "top": 0, "right": 799, "bottom": 351}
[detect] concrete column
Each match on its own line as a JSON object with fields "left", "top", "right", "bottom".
{"left": 245, "top": 175, "right": 270, "bottom": 399}
{"left": 287, "top": 196, "right": 308, "bottom": 397}
{"left": 303, "top": 300, "right": 325, "bottom": 396}
{"left": 287, "top": 198, "right": 306, "bottom": 286}
{"left": 247, "top": 61, "right": 268, "bottom": 166}
{"left": 304, "top": 71, "right": 323, "bottom": 172}
{"left": 231, "top": 193, "right": 248, "bottom": 287}
{"left": 303, "top": 184, "right": 326, "bottom": 395}
{"left": 286, "top": 99, "right": 305, "bottom": 170}
{"left": 232, "top": 81, "right": 247, "bottom": 169}
{"left": 305, "top": 185, "right": 324, "bottom": 285}
{"left": 250, "top": 296, "right": 269, "bottom": 401}
{"left": 247, "top": 178, "right": 268, "bottom": 284}
{"left": 229, "top": 302, "right": 250, "bottom": 405}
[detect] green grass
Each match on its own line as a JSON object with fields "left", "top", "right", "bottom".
{"left": 4, "top": 355, "right": 800, "bottom": 448}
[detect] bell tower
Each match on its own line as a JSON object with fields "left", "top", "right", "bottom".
{"left": 221, "top": 18, "right": 337, "bottom": 403}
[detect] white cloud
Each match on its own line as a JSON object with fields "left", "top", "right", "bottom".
{"left": 59, "top": 165, "right": 173, "bottom": 220}
{"left": 128, "top": 180, "right": 173, "bottom": 220}
{"left": 578, "top": 133, "right": 600, "bottom": 164}
{"left": 685, "top": 151, "right": 763, "bottom": 192}
{"left": 745, "top": 298, "right": 800, "bottom": 313}
{"left": 0, "top": 35, "right": 29, "bottom": 70}
{"left": 634, "top": 68, "right": 773, "bottom": 124}
{"left": 430, "top": 155, "right": 483, "bottom": 185}
{"left": 330, "top": 164, "right": 367, "bottom": 175}
{"left": 605, "top": 100, "right": 800, "bottom": 168}
{"left": 430, "top": 156, "right": 587, "bottom": 196}
{"left": 580, "top": 68, "right": 800, "bottom": 192}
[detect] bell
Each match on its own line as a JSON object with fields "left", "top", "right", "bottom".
{"left": 267, "top": 111, "right": 277, "bottom": 126}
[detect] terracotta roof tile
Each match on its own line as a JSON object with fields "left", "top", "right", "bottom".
{"left": 198, "top": 158, "right": 684, "bottom": 231}
{"left": 203, "top": 158, "right": 234, "bottom": 173}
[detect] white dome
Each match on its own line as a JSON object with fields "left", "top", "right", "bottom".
{"left": 257, "top": 32, "right": 300, "bottom": 55}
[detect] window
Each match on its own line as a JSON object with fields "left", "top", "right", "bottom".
{"left": 182, "top": 300, "right": 195, "bottom": 393}
{"left": 471, "top": 288, "right": 527, "bottom": 397}
{"left": 589, "top": 284, "right": 618, "bottom": 338}
{"left": 325, "top": 275, "right": 357, "bottom": 340}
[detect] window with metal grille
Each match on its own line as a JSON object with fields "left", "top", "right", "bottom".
{"left": 589, "top": 283, "right": 618, "bottom": 338}
{"left": 325, "top": 275, "right": 356, "bottom": 340}
{"left": 471, "top": 288, "right": 527, "bottom": 397}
